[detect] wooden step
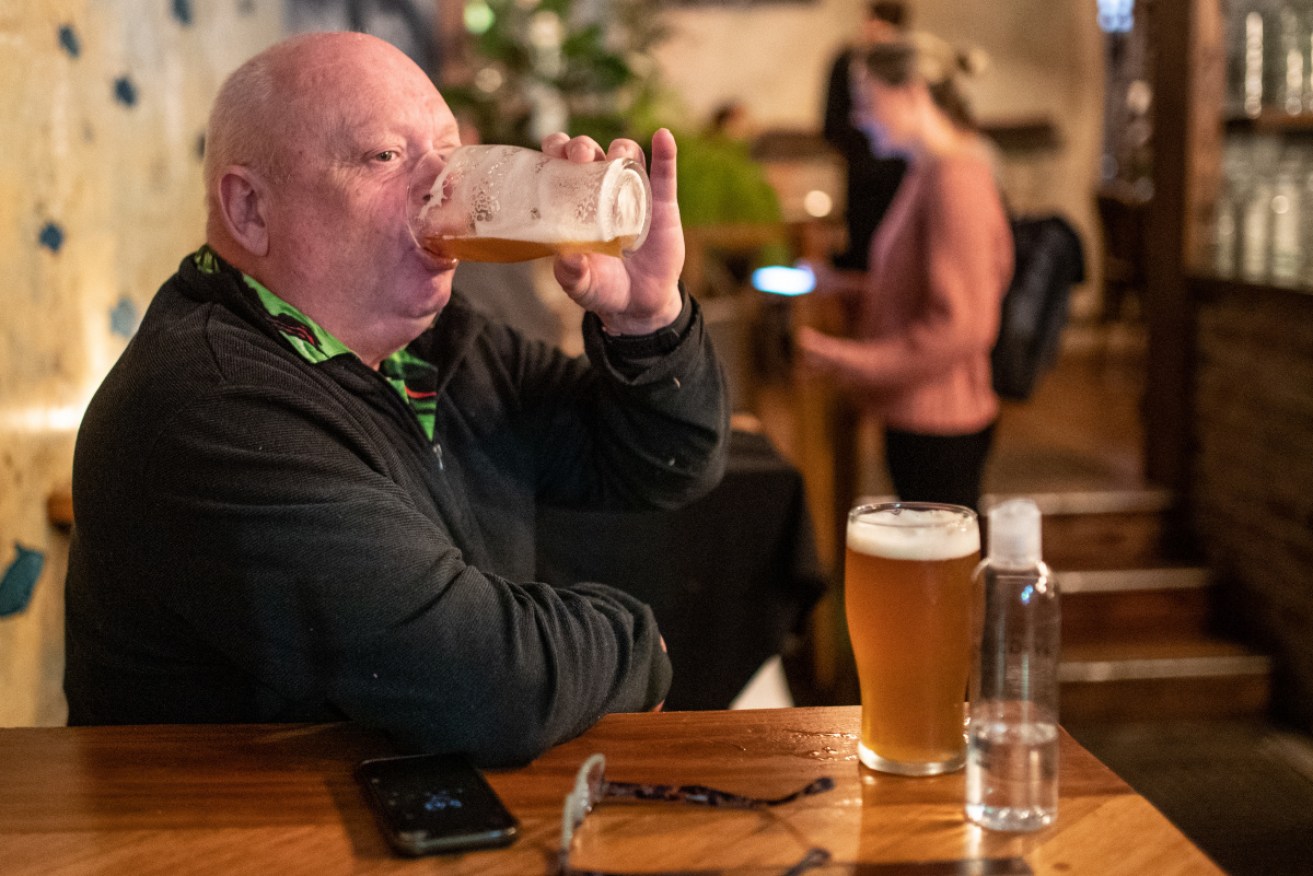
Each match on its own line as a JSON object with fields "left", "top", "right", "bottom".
{"left": 1060, "top": 638, "right": 1273, "bottom": 722}
{"left": 983, "top": 489, "right": 1194, "bottom": 570}
{"left": 1058, "top": 567, "right": 1214, "bottom": 646}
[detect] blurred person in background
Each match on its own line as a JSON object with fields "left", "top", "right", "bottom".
{"left": 797, "top": 37, "right": 1012, "bottom": 514}
{"left": 822, "top": 1, "right": 911, "bottom": 273}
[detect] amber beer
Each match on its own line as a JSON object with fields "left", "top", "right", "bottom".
{"left": 410, "top": 144, "right": 651, "bottom": 264}
{"left": 845, "top": 503, "right": 980, "bottom": 775}
{"left": 420, "top": 234, "right": 639, "bottom": 263}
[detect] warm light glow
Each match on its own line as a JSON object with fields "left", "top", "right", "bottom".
{"left": 528, "top": 11, "right": 563, "bottom": 49}
{"left": 0, "top": 395, "right": 93, "bottom": 435}
{"left": 474, "top": 66, "right": 504, "bottom": 94}
{"left": 803, "top": 190, "right": 833, "bottom": 218}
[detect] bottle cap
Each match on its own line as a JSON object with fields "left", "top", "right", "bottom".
{"left": 988, "top": 498, "right": 1042, "bottom": 567}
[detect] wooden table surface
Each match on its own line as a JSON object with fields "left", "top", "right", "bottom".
{"left": 0, "top": 706, "right": 1221, "bottom": 875}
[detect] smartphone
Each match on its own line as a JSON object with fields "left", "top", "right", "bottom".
{"left": 356, "top": 753, "right": 520, "bottom": 856}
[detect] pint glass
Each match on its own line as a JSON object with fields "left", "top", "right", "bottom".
{"left": 409, "top": 144, "right": 652, "bottom": 262}
{"left": 845, "top": 502, "right": 981, "bottom": 775}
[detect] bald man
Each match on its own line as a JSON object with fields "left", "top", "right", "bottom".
{"left": 64, "top": 32, "right": 729, "bottom": 766}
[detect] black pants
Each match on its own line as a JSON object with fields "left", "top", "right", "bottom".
{"left": 884, "top": 423, "right": 996, "bottom": 514}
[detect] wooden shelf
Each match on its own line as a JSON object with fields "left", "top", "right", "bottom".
{"left": 1224, "top": 110, "right": 1313, "bottom": 135}
{"left": 980, "top": 114, "right": 1060, "bottom": 151}
{"left": 1186, "top": 271, "right": 1313, "bottom": 300}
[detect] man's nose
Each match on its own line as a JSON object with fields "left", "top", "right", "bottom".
{"left": 408, "top": 151, "right": 445, "bottom": 219}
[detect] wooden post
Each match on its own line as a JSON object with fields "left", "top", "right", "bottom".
{"left": 1143, "top": 0, "right": 1222, "bottom": 509}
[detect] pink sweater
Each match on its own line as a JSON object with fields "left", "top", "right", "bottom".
{"left": 855, "top": 147, "right": 1013, "bottom": 434}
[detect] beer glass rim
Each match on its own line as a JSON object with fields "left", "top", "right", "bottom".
{"left": 848, "top": 501, "right": 977, "bottom": 528}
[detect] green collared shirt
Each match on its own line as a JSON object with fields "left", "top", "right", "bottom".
{"left": 193, "top": 247, "right": 439, "bottom": 441}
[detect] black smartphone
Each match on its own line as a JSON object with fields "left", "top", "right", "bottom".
{"left": 355, "top": 753, "right": 520, "bottom": 856}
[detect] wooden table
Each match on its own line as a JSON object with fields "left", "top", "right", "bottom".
{"left": 0, "top": 706, "right": 1220, "bottom": 875}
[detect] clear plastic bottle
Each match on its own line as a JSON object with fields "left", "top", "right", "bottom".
{"left": 966, "top": 498, "right": 1060, "bottom": 832}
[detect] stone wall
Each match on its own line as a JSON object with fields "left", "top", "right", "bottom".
{"left": 0, "top": 0, "right": 281, "bottom": 726}
{"left": 1192, "top": 281, "right": 1313, "bottom": 730}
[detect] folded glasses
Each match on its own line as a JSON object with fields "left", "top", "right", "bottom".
{"left": 557, "top": 752, "right": 834, "bottom": 876}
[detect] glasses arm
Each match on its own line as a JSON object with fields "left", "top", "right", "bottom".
{"left": 601, "top": 776, "right": 835, "bottom": 809}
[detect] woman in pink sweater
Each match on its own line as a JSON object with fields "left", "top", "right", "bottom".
{"left": 797, "top": 36, "right": 1013, "bottom": 512}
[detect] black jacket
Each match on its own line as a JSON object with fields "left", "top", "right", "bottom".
{"left": 64, "top": 253, "right": 729, "bottom": 766}
{"left": 822, "top": 47, "right": 907, "bottom": 271}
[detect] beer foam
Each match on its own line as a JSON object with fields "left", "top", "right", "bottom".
{"left": 847, "top": 507, "right": 980, "bottom": 561}
{"left": 419, "top": 148, "right": 650, "bottom": 248}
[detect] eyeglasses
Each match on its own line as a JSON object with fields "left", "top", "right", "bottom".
{"left": 557, "top": 752, "right": 834, "bottom": 876}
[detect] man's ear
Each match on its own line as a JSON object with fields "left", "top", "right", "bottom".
{"left": 217, "top": 167, "right": 270, "bottom": 258}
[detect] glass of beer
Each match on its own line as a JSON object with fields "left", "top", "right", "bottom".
{"left": 409, "top": 144, "right": 652, "bottom": 263}
{"left": 845, "top": 502, "right": 981, "bottom": 775}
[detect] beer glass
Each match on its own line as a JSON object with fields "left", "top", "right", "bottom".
{"left": 845, "top": 502, "right": 980, "bottom": 775}
{"left": 409, "top": 144, "right": 652, "bottom": 263}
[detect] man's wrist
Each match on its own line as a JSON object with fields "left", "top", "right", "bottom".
{"left": 599, "top": 287, "right": 685, "bottom": 337}
{"left": 597, "top": 287, "right": 691, "bottom": 357}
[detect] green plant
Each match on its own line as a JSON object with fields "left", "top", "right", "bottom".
{"left": 447, "top": 0, "right": 786, "bottom": 271}
{"left": 673, "top": 131, "right": 782, "bottom": 228}
{"left": 447, "top": 0, "right": 671, "bottom": 147}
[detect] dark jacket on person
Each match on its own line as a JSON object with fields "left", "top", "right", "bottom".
{"left": 823, "top": 46, "right": 908, "bottom": 271}
{"left": 64, "top": 250, "right": 729, "bottom": 766}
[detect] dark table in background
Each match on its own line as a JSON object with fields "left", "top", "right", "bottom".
{"left": 536, "top": 429, "right": 828, "bottom": 710}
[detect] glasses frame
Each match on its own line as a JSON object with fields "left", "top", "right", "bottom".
{"left": 557, "top": 753, "right": 833, "bottom": 876}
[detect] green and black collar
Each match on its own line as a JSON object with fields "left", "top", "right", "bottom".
{"left": 193, "top": 246, "right": 439, "bottom": 441}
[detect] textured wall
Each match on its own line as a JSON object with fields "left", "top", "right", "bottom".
{"left": 0, "top": 0, "right": 281, "bottom": 726}
{"left": 1193, "top": 284, "right": 1313, "bottom": 731}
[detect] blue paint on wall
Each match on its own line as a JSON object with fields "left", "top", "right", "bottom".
{"left": 114, "top": 76, "right": 139, "bottom": 107}
{"left": 0, "top": 544, "right": 45, "bottom": 619}
{"left": 39, "top": 222, "right": 65, "bottom": 253}
{"left": 172, "top": 0, "right": 194, "bottom": 26}
{"left": 58, "top": 24, "right": 81, "bottom": 58}
{"left": 110, "top": 297, "right": 140, "bottom": 338}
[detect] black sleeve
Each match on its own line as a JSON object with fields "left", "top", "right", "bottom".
{"left": 504, "top": 291, "right": 731, "bottom": 513}
{"left": 823, "top": 48, "right": 867, "bottom": 160}
{"left": 594, "top": 286, "right": 695, "bottom": 377}
{"left": 139, "top": 386, "right": 671, "bottom": 768}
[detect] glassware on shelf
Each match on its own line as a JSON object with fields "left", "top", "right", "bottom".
{"left": 1212, "top": 5, "right": 1313, "bottom": 285}
{"left": 1270, "top": 147, "right": 1305, "bottom": 280}
{"left": 1213, "top": 140, "right": 1244, "bottom": 276}
{"left": 1249, "top": 2, "right": 1271, "bottom": 116}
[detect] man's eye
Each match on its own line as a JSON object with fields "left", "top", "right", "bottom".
{"left": 374, "top": 150, "right": 399, "bottom": 162}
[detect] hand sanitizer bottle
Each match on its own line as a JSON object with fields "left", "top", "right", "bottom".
{"left": 966, "top": 498, "right": 1060, "bottom": 832}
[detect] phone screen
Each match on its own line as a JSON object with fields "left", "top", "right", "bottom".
{"left": 356, "top": 753, "right": 520, "bottom": 856}
{"left": 752, "top": 264, "right": 816, "bottom": 296}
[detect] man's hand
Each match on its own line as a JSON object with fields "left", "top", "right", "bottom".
{"left": 542, "top": 129, "right": 685, "bottom": 336}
